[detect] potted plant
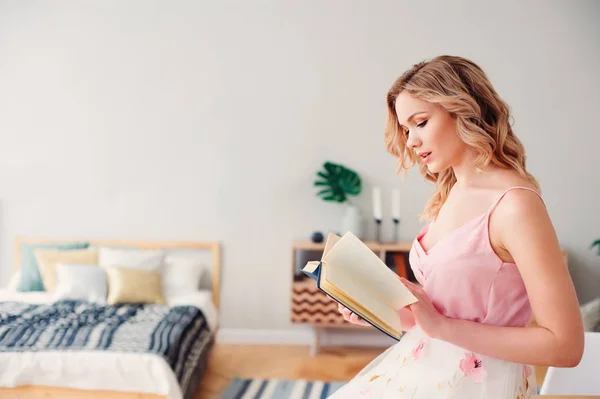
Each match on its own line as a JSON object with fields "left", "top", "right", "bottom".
{"left": 314, "top": 161, "right": 363, "bottom": 238}
{"left": 592, "top": 239, "right": 600, "bottom": 255}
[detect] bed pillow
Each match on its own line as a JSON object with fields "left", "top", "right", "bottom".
{"left": 98, "top": 248, "right": 165, "bottom": 271}
{"left": 105, "top": 266, "right": 166, "bottom": 305}
{"left": 52, "top": 263, "right": 107, "bottom": 304}
{"left": 162, "top": 254, "right": 206, "bottom": 295}
{"left": 33, "top": 248, "right": 98, "bottom": 292}
{"left": 5, "top": 270, "right": 21, "bottom": 291}
{"left": 16, "top": 241, "right": 90, "bottom": 292}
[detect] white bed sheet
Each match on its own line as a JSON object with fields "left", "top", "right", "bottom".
{"left": 0, "top": 289, "right": 218, "bottom": 399}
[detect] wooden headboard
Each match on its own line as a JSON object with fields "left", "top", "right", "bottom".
{"left": 13, "top": 237, "right": 222, "bottom": 310}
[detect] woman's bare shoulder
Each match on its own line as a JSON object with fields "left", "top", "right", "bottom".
{"left": 491, "top": 171, "right": 546, "bottom": 229}
{"left": 490, "top": 168, "right": 539, "bottom": 193}
{"left": 475, "top": 169, "right": 539, "bottom": 208}
{"left": 486, "top": 169, "right": 544, "bottom": 227}
{"left": 488, "top": 172, "right": 549, "bottom": 262}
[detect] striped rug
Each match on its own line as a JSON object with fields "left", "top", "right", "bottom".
{"left": 221, "top": 378, "right": 346, "bottom": 399}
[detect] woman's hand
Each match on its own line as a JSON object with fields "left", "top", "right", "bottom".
{"left": 337, "top": 303, "right": 370, "bottom": 326}
{"left": 339, "top": 302, "right": 417, "bottom": 331}
{"left": 399, "top": 277, "right": 448, "bottom": 338}
{"left": 397, "top": 306, "right": 416, "bottom": 331}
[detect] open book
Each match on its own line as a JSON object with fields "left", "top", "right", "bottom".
{"left": 302, "top": 232, "right": 418, "bottom": 340}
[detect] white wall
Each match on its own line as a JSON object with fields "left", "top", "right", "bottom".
{"left": 0, "top": 0, "right": 599, "bottom": 336}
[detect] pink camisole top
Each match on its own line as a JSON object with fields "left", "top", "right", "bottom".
{"left": 409, "top": 186, "right": 543, "bottom": 327}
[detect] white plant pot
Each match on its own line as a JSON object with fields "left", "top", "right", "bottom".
{"left": 341, "top": 203, "right": 364, "bottom": 239}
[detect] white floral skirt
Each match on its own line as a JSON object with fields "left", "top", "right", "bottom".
{"left": 328, "top": 325, "right": 537, "bottom": 399}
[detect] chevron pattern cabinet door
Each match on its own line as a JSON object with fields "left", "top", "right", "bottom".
{"left": 291, "top": 280, "right": 348, "bottom": 325}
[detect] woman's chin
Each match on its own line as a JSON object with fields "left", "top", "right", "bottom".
{"left": 426, "top": 163, "right": 439, "bottom": 174}
{"left": 426, "top": 162, "right": 448, "bottom": 175}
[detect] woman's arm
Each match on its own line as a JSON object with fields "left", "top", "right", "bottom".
{"left": 434, "top": 189, "right": 584, "bottom": 367}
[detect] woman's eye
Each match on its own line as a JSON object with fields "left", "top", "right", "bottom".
{"left": 417, "top": 120, "right": 428, "bottom": 128}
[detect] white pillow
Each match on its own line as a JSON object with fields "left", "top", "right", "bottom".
{"left": 98, "top": 248, "right": 165, "bottom": 271}
{"left": 162, "top": 254, "right": 205, "bottom": 296}
{"left": 52, "top": 263, "right": 107, "bottom": 304}
{"left": 6, "top": 270, "right": 21, "bottom": 291}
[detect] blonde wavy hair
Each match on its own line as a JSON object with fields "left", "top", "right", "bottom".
{"left": 384, "top": 55, "right": 539, "bottom": 221}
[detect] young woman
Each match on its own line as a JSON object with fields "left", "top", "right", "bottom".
{"left": 331, "top": 55, "right": 584, "bottom": 398}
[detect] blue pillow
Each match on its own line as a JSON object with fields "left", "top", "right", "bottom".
{"left": 16, "top": 242, "right": 90, "bottom": 292}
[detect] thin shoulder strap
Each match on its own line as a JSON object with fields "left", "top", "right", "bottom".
{"left": 487, "top": 186, "right": 544, "bottom": 214}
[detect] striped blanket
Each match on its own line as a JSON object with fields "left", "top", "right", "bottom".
{"left": 0, "top": 299, "right": 212, "bottom": 398}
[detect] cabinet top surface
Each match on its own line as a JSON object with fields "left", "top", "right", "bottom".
{"left": 292, "top": 238, "right": 413, "bottom": 251}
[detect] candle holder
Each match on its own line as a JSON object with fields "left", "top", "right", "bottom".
{"left": 393, "top": 218, "right": 401, "bottom": 242}
{"left": 374, "top": 219, "right": 382, "bottom": 242}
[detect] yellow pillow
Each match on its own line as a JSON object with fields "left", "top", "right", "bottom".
{"left": 105, "top": 266, "right": 166, "bottom": 305}
{"left": 34, "top": 248, "right": 98, "bottom": 292}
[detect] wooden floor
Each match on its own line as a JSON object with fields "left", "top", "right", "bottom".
{"left": 195, "top": 344, "right": 549, "bottom": 398}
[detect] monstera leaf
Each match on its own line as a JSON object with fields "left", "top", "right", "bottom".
{"left": 314, "top": 161, "right": 361, "bottom": 203}
{"left": 592, "top": 239, "right": 600, "bottom": 256}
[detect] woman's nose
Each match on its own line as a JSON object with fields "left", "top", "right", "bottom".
{"left": 406, "top": 133, "right": 421, "bottom": 149}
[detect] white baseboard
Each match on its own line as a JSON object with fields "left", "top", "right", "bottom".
{"left": 216, "top": 327, "right": 395, "bottom": 348}
{"left": 323, "top": 328, "right": 396, "bottom": 347}
{"left": 216, "top": 328, "right": 314, "bottom": 345}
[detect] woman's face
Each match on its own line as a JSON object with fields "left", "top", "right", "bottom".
{"left": 395, "top": 91, "right": 470, "bottom": 174}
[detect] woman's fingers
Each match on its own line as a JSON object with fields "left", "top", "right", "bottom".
{"left": 338, "top": 304, "right": 353, "bottom": 320}
{"left": 349, "top": 312, "right": 369, "bottom": 326}
{"left": 338, "top": 304, "right": 350, "bottom": 317}
{"left": 399, "top": 277, "right": 424, "bottom": 297}
{"left": 338, "top": 304, "right": 369, "bottom": 325}
{"left": 349, "top": 312, "right": 370, "bottom": 326}
{"left": 348, "top": 312, "right": 360, "bottom": 323}
{"left": 397, "top": 306, "right": 416, "bottom": 330}
{"left": 399, "top": 277, "right": 418, "bottom": 289}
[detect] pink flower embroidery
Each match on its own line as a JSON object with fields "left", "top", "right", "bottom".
{"left": 459, "top": 352, "right": 486, "bottom": 383}
{"left": 411, "top": 339, "right": 427, "bottom": 360}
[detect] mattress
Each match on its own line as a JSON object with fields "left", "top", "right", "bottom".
{"left": 0, "top": 289, "right": 218, "bottom": 399}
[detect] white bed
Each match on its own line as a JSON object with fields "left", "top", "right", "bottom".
{"left": 0, "top": 237, "right": 221, "bottom": 399}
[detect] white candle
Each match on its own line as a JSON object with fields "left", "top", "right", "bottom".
{"left": 373, "top": 187, "right": 382, "bottom": 220}
{"left": 392, "top": 188, "right": 401, "bottom": 220}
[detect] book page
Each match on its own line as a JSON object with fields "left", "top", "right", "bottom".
{"left": 322, "top": 266, "right": 402, "bottom": 333}
{"left": 303, "top": 261, "right": 320, "bottom": 274}
{"left": 322, "top": 232, "right": 418, "bottom": 309}
{"left": 322, "top": 233, "right": 341, "bottom": 257}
